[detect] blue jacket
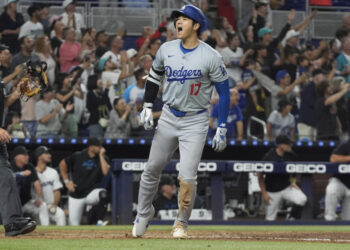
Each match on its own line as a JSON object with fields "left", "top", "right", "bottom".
{"left": 299, "top": 82, "right": 316, "bottom": 127}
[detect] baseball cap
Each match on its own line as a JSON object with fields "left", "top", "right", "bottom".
{"left": 12, "top": 146, "right": 28, "bottom": 158}
{"left": 126, "top": 48, "right": 138, "bottom": 59}
{"left": 258, "top": 27, "right": 273, "bottom": 38}
{"left": 98, "top": 57, "right": 110, "bottom": 71}
{"left": 33, "top": 146, "right": 50, "bottom": 160}
{"left": 3, "top": 0, "right": 17, "bottom": 7}
{"left": 275, "top": 134, "right": 292, "bottom": 145}
{"left": 282, "top": 29, "right": 300, "bottom": 47}
{"left": 88, "top": 137, "right": 102, "bottom": 147}
{"left": 63, "top": 0, "right": 76, "bottom": 9}
{"left": 171, "top": 5, "right": 208, "bottom": 33}
{"left": 275, "top": 70, "right": 289, "bottom": 84}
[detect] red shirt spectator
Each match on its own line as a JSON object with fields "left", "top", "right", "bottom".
{"left": 218, "top": 0, "right": 237, "bottom": 31}
{"left": 59, "top": 27, "right": 81, "bottom": 72}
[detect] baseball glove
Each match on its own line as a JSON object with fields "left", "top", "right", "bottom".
{"left": 19, "top": 60, "right": 48, "bottom": 102}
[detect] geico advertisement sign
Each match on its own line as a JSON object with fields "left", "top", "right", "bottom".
{"left": 233, "top": 163, "right": 274, "bottom": 172}
{"left": 338, "top": 164, "right": 350, "bottom": 173}
{"left": 176, "top": 162, "right": 217, "bottom": 172}
{"left": 286, "top": 164, "right": 326, "bottom": 173}
{"left": 122, "top": 162, "right": 147, "bottom": 171}
{"left": 121, "top": 162, "right": 218, "bottom": 171}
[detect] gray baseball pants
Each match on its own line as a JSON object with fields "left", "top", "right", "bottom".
{"left": 137, "top": 105, "right": 209, "bottom": 227}
{"left": 0, "top": 159, "right": 23, "bottom": 226}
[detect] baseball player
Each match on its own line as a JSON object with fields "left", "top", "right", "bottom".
{"left": 258, "top": 134, "right": 307, "bottom": 220}
{"left": 34, "top": 146, "right": 66, "bottom": 226}
{"left": 325, "top": 139, "right": 350, "bottom": 220}
{"left": 59, "top": 138, "right": 110, "bottom": 225}
{"left": 133, "top": 5, "right": 230, "bottom": 238}
{"left": 11, "top": 146, "right": 50, "bottom": 226}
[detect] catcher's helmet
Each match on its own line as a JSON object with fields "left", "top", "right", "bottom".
{"left": 171, "top": 5, "right": 208, "bottom": 33}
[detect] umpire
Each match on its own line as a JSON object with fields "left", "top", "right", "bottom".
{"left": 0, "top": 80, "right": 36, "bottom": 236}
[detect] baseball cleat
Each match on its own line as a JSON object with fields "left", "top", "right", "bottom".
{"left": 132, "top": 206, "right": 155, "bottom": 237}
{"left": 172, "top": 222, "right": 188, "bottom": 238}
{"left": 4, "top": 217, "right": 37, "bottom": 237}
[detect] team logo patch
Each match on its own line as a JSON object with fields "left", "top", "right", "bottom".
{"left": 165, "top": 66, "right": 202, "bottom": 84}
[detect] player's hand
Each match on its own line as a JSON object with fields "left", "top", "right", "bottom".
{"left": 0, "top": 128, "right": 11, "bottom": 143}
{"left": 21, "top": 170, "right": 31, "bottom": 176}
{"left": 99, "top": 147, "right": 106, "bottom": 156}
{"left": 140, "top": 103, "right": 154, "bottom": 130}
{"left": 262, "top": 192, "right": 272, "bottom": 205}
{"left": 65, "top": 181, "right": 76, "bottom": 193}
{"left": 35, "top": 199, "right": 42, "bottom": 207}
{"left": 212, "top": 126, "right": 227, "bottom": 152}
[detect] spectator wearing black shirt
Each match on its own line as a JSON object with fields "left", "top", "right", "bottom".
{"left": 315, "top": 80, "right": 349, "bottom": 140}
{"left": 0, "top": 0, "right": 24, "bottom": 54}
{"left": 50, "top": 17, "right": 64, "bottom": 60}
{"left": 326, "top": 140, "right": 350, "bottom": 220}
{"left": 86, "top": 75, "right": 112, "bottom": 139}
{"left": 11, "top": 146, "right": 49, "bottom": 226}
{"left": 249, "top": 2, "right": 268, "bottom": 43}
{"left": 297, "top": 69, "right": 326, "bottom": 140}
{"left": 258, "top": 9, "right": 294, "bottom": 77}
{"left": 258, "top": 134, "right": 307, "bottom": 220}
{"left": 95, "top": 30, "right": 108, "bottom": 59}
{"left": 59, "top": 138, "right": 110, "bottom": 225}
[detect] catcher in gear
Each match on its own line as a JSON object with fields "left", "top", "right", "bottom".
{"left": 19, "top": 60, "right": 48, "bottom": 101}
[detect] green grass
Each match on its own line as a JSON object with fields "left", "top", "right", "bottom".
{"left": 1, "top": 239, "right": 350, "bottom": 250}
{"left": 1, "top": 226, "right": 350, "bottom": 250}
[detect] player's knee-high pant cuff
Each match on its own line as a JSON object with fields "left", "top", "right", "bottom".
{"left": 175, "top": 178, "right": 197, "bottom": 228}
{"left": 137, "top": 171, "right": 161, "bottom": 217}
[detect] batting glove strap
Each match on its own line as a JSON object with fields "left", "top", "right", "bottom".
{"left": 140, "top": 107, "right": 154, "bottom": 130}
{"left": 143, "top": 102, "right": 153, "bottom": 109}
{"left": 212, "top": 127, "right": 227, "bottom": 152}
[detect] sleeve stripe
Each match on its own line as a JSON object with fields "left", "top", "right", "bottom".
{"left": 149, "top": 68, "right": 163, "bottom": 80}
{"left": 147, "top": 76, "right": 161, "bottom": 86}
{"left": 152, "top": 67, "right": 164, "bottom": 76}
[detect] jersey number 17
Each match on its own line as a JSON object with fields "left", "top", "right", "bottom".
{"left": 190, "top": 83, "right": 201, "bottom": 96}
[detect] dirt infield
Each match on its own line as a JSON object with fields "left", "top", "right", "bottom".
{"left": 1, "top": 229, "right": 350, "bottom": 243}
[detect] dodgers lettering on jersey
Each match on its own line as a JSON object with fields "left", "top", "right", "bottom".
{"left": 153, "top": 39, "right": 228, "bottom": 112}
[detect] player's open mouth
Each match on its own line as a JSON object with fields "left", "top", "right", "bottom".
{"left": 177, "top": 27, "right": 183, "bottom": 34}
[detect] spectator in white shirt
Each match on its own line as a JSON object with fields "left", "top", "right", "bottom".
{"left": 60, "top": 0, "right": 85, "bottom": 39}
{"left": 19, "top": 5, "right": 44, "bottom": 41}
{"left": 220, "top": 33, "right": 244, "bottom": 87}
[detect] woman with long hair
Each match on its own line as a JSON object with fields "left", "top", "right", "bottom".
{"left": 34, "top": 35, "right": 56, "bottom": 86}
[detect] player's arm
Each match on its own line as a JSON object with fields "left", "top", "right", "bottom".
{"left": 99, "top": 147, "right": 110, "bottom": 176}
{"left": 59, "top": 159, "right": 76, "bottom": 192}
{"left": 34, "top": 180, "right": 44, "bottom": 207}
{"left": 330, "top": 154, "right": 350, "bottom": 163}
{"left": 53, "top": 189, "right": 61, "bottom": 207}
{"left": 257, "top": 173, "right": 271, "bottom": 205}
{"left": 140, "top": 67, "right": 164, "bottom": 130}
{"left": 212, "top": 79, "right": 230, "bottom": 152}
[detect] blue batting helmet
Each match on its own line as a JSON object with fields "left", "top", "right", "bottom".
{"left": 171, "top": 5, "right": 208, "bottom": 33}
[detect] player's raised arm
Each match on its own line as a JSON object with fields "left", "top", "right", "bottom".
{"left": 140, "top": 47, "right": 165, "bottom": 130}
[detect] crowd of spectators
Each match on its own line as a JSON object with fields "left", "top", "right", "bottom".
{"left": 0, "top": 0, "right": 350, "bottom": 142}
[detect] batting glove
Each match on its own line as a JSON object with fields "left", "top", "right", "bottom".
{"left": 140, "top": 102, "right": 154, "bottom": 130}
{"left": 212, "top": 125, "right": 227, "bottom": 152}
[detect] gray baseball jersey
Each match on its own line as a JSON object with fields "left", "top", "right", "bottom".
{"left": 152, "top": 39, "right": 228, "bottom": 112}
